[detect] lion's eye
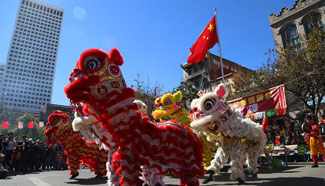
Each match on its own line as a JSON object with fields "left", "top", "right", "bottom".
{"left": 85, "top": 58, "right": 101, "bottom": 70}
{"left": 204, "top": 98, "right": 216, "bottom": 111}
{"left": 164, "top": 98, "right": 172, "bottom": 106}
{"left": 51, "top": 117, "right": 59, "bottom": 124}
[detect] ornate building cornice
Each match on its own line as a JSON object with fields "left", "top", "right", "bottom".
{"left": 269, "top": 0, "right": 323, "bottom": 25}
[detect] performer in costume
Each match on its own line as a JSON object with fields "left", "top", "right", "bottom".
{"left": 304, "top": 115, "right": 325, "bottom": 167}
{"left": 134, "top": 100, "right": 148, "bottom": 117}
{"left": 190, "top": 84, "right": 267, "bottom": 184}
{"left": 152, "top": 91, "right": 216, "bottom": 173}
{"left": 44, "top": 110, "right": 108, "bottom": 179}
{"left": 64, "top": 48, "right": 204, "bottom": 186}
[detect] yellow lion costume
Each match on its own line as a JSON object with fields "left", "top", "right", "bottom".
{"left": 152, "top": 91, "right": 216, "bottom": 170}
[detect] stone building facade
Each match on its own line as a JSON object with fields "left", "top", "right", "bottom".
{"left": 269, "top": 0, "right": 325, "bottom": 52}
{"left": 181, "top": 52, "right": 253, "bottom": 92}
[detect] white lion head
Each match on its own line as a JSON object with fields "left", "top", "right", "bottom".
{"left": 190, "top": 84, "right": 230, "bottom": 132}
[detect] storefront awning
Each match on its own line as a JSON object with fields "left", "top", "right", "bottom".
{"left": 228, "top": 84, "right": 287, "bottom": 119}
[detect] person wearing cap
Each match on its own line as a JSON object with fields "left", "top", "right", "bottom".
{"left": 305, "top": 115, "right": 325, "bottom": 167}
{"left": 0, "top": 153, "right": 8, "bottom": 179}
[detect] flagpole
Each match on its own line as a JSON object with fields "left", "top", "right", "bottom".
{"left": 214, "top": 8, "right": 225, "bottom": 84}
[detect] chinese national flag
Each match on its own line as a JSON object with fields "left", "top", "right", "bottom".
{"left": 187, "top": 16, "right": 219, "bottom": 64}
{"left": 28, "top": 121, "right": 34, "bottom": 128}
{"left": 2, "top": 121, "right": 8, "bottom": 129}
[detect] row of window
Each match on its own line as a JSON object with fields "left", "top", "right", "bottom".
{"left": 10, "top": 47, "right": 56, "bottom": 59}
{"left": 5, "top": 96, "right": 50, "bottom": 102}
{"left": 6, "top": 63, "right": 54, "bottom": 73}
{"left": 16, "top": 23, "right": 60, "bottom": 38}
{"left": 4, "top": 85, "right": 52, "bottom": 94}
{"left": 4, "top": 74, "right": 53, "bottom": 83}
{"left": 13, "top": 34, "right": 59, "bottom": 51}
{"left": 9, "top": 53, "right": 56, "bottom": 63}
{"left": 15, "top": 26, "right": 60, "bottom": 41}
{"left": 18, "top": 14, "right": 61, "bottom": 31}
{"left": 15, "top": 26, "right": 59, "bottom": 40}
{"left": 8, "top": 60, "right": 55, "bottom": 70}
{"left": 281, "top": 12, "right": 323, "bottom": 48}
{"left": 11, "top": 40, "right": 58, "bottom": 55}
{"left": 4, "top": 102, "right": 43, "bottom": 110}
{"left": 22, "top": 0, "right": 63, "bottom": 17}
{"left": 20, "top": 7, "right": 63, "bottom": 22}
{"left": 10, "top": 48, "right": 56, "bottom": 60}
{"left": 19, "top": 9, "right": 62, "bottom": 26}
{"left": 4, "top": 77, "right": 51, "bottom": 88}
{"left": 4, "top": 91, "right": 50, "bottom": 98}
{"left": 2, "top": 85, "right": 51, "bottom": 94}
{"left": 4, "top": 82, "right": 52, "bottom": 91}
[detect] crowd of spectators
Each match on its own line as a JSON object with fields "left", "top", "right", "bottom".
{"left": 0, "top": 133, "right": 67, "bottom": 179}
{"left": 266, "top": 115, "right": 325, "bottom": 146}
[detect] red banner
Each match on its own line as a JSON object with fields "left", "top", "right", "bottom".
{"left": 2, "top": 121, "right": 8, "bottom": 129}
{"left": 228, "top": 85, "right": 287, "bottom": 116}
{"left": 28, "top": 121, "right": 34, "bottom": 128}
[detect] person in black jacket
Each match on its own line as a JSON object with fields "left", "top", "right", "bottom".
{"left": 0, "top": 135, "right": 5, "bottom": 154}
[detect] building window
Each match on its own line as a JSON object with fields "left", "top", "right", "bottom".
{"left": 281, "top": 24, "right": 300, "bottom": 49}
{"left": 303, "top": 12, "right": 322, "bottom": 36}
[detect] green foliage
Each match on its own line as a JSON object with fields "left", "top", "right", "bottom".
{"left": 231, "top": 24, "right": 325, "bottom": 118}
{"left": 0, "top": 103, "right": 23, "bottom": 135}
{"left": 0, "top": 103, "right": 46, "bottom": 142}
{"left": 16, "top": 113, "right": 46, "bottom": 142}
{"left": 132, "top": 78, "right": 164, "bottom": 119}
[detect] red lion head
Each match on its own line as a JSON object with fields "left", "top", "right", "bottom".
{"left": 64, "top": 48, "right": 134, "bottom": 117}
{"left": 44, "top": 110, "right": 71, "bottom": 147}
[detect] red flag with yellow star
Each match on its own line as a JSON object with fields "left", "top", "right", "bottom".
{"left": 187, "top": 16, "right": 219, "bottom": 64}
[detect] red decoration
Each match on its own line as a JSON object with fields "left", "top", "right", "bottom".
{"left": 187, "top": 16, "right": 219, "bottom": 64}
{"left": 2, "top": 121, "right": 8, "bottom": 129}
{"left": 262, "top": 117, "right": 269, "bottom": 133}
{"left": 28, "top": 121, "right": 34, "bottom": 128}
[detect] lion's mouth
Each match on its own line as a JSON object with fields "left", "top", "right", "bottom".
{"left": 70, "top": 74, "right": 86, "bottom": 82}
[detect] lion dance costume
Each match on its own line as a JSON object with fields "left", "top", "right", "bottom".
{"left": 190, "top": 84, "right": 267, "bottom": 184}
{"left": 64, "top": 48, "right": 204, "bottom": 186}
{"left": 134, "top": 100, "right": 148, "bottom": 117}
{"left": 44, "top": 110, "right": 108, "bottom": 179}
{"left": 152, "top": 91, "right": 216, "bottom": 171}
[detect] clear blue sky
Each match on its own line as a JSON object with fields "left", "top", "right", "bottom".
{"left": 0, "top": 0, "right": 296, "bottom": 106}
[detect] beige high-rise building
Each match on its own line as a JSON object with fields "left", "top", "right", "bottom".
{"left": 1, "top": 0, "right": 64, "bottom": 113}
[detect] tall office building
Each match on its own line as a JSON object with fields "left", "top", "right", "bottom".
{"left": 0, "top": 64, "right": 5, "bottom": 98}
{"left": 1, "top": 0, "right": 64, "bottom": 113}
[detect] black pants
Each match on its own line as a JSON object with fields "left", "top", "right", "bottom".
{"left": 4, "top": 150, "right": 13, "bottom": 169}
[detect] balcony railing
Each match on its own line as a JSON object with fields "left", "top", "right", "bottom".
{"left": 185, "top": 69, "right": 207, "bottom": 80}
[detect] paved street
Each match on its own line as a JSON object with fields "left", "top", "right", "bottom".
{"left": 1, "top": 163, "right": 325, "bottom": 186}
